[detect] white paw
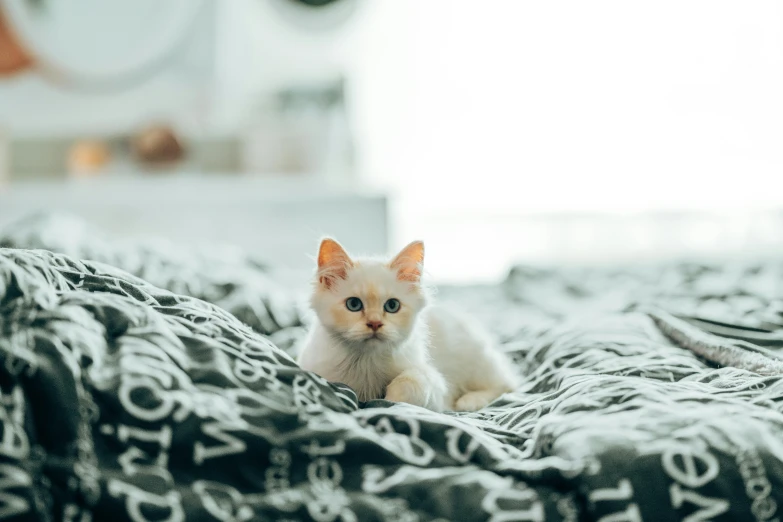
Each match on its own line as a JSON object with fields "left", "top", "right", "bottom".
{"left": 454, "top": 390, "right": 499, "bottom": 412}
{"left": 385, "top": 375, "right": 427, "bottom": 407}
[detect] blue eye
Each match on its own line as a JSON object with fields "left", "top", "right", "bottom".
{"left": 384, "top": 298, "right": 401, "bottom": 313}
{"left": 346, "top": 297, "right": 363, "bottom": 312}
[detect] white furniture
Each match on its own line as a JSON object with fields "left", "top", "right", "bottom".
{"left": 0, "top": 175, "right": 388, "bottom": 270}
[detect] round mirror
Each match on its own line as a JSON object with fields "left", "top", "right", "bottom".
{"left": 0, "top": 0, "right": 204, "bottom": 89}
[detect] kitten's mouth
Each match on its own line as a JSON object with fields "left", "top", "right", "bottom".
{"left": 365, "top": 332, "right": 386, "bottom": 343}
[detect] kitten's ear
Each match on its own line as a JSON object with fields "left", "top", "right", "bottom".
{"left": 317, "top": 238, "right": 353, "bottom": 289}
{"left": 389, "top": 240, "right": 424, "bottom": 283}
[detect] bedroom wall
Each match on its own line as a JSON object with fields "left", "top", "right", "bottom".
{"left": 350, "top": 0, "right": 783, "bottom": 281}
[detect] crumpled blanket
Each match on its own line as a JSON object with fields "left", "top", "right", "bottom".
{"left": 0, "top": 213, "right": 306, "bottom": 348}
{"left": 2, "top": 215, "right": 783, "bottom": 521}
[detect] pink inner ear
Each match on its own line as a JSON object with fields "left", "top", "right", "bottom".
{"left": 317, "top": 239, "right": 353, "bottom": 288}
{"left": 390, "top": 241, "right": 424, "bottom": 283}
{"left": 318, "top": 264, "right": 350, "bottom": 289}
{"left": 395, "top": 263, "right": 421, "bottom": 283}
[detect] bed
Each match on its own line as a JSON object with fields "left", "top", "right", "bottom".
{"left": 1, "top": 213, "right": 782, "bottom": 521}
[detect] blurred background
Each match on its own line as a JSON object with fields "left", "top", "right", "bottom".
{"left": 1, "top": 0, "right": 783, "bottom": 282}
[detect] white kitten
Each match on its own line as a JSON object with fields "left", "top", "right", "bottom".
{"left": 297, "top": 238, "right": 518, "bottom": 412}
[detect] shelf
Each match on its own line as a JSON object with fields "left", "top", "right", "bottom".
{"left": 0, "top": 174, "right": 389, "bottom": 270}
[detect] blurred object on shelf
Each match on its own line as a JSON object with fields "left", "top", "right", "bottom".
{"left": 220, "top": 0, "right": 364, "bottom": 181}
{"left": 242, "top": 78, "right": 354, "bottom": 180}
{"left": 132, "top": 125, "right": 186, "bottom": 168}
{"left": 5, "top": 134, "right": 242, "bottom": 181}
{"left": 0, "top": 6, "right": 33, "bottom": 76}
{"left": 67, "top": 139, "right": 110, "bottom": 177}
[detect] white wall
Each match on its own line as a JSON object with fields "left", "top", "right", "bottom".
{"left": 351, "top": 0, "right": 783, "bottom": 280}
{"left": 358, "top": 0, "right": 783, "bottom": 213}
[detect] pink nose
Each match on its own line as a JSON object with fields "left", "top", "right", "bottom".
{"left": 366, "top": 321, "right": 383, "bottom": 332}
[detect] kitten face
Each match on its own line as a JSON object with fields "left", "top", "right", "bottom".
{"left": 310, "top": 239, "right": 427, "bottom": 350}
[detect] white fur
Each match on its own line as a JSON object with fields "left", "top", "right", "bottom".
{"left": 297, "top": 243, "right": 518, "bottom": 412}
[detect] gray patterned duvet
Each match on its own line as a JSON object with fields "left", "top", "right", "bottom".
{"left": 1, "top": 214, "right": 783, "bottom": 521}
